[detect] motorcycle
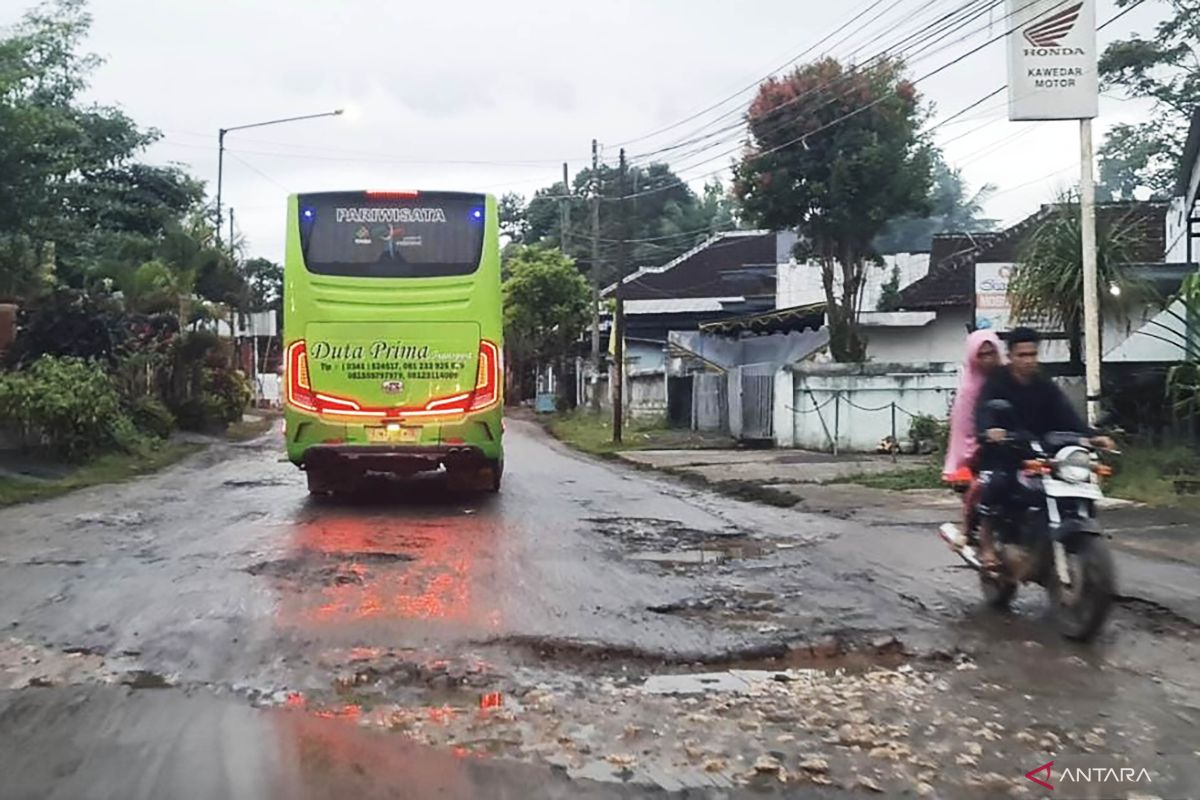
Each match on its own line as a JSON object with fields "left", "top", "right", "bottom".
{"left": 938, "top": 404, "right": 1117, "bottom": 641}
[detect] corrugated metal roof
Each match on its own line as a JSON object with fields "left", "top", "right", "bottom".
{"left": 602, "top": 231, "right": 780, "bottom": 301}
{"left": 897, "top": 202, "right": 1169, "bottom": 311}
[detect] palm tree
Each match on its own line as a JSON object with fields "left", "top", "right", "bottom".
{"left": 1007, "top": 193, "right": 1153, "bottom": 365}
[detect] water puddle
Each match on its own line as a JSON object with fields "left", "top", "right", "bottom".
{"left": 121, "top": 670, "right": 174, "bottom": 690}
{"left": 626, "top": 541, "right": 770, "bottom": 566}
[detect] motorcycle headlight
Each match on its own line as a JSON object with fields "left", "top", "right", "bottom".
{"left": 1056, "top": 449, "right": 1092, "bottom": 483}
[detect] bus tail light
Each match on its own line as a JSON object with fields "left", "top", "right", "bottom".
{"left": 287, "top": 338, "right": 500, "bottom": 421}
{"left": 286, "top": 340, "right": 318, "bottom": 412}
{"left": 365, "top": 190, "right": 419, "bottom": 200}
{"left": 470, "top": 340, "right": 501, "bottom": 411}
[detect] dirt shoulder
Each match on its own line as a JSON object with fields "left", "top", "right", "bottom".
{"left": 614, "top": 447, "right": 1200, "bottom": 570}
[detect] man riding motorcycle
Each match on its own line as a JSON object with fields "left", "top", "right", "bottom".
{"left": 973, "top": 327, "right": 1114, "bottom": 570}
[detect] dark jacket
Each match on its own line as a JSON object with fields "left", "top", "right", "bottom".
{"left": 975, "top": 368, "right": 1091, "bottom": 440}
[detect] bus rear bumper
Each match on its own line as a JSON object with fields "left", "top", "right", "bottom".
{"left": 302, "top": 444, "right": 492, "bottom": 476}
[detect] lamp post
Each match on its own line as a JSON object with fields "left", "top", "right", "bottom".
{"left": 215, "top": 109, "right": 344, "bottom": 247}
{"left": 215, "top": 108, "right": 342, "bottom": 403}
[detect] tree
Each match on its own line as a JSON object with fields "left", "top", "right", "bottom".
{"left": 876, "top": 266, "right": 902, "bottom": 312}
{"left": 733, "top": 57, "right": 933, "bottom": 361}
{"left": 1097, "top": 0, "right": 1200, "bottom": 199}
{"left": 1007, "top": 195, "right": 1152, "bottom": 365}
{"left": 517, "top": 164, "right": 738, "bottom": 277}
{"left": 502, "top": 246, "right": 590, "bottom": 401}
{"left": 498, "top": 192, "right": 529, "bottom": 244}
{"left": 242, "top": 257, "right": 282, "bottom": 313}
{"left": 0, "top": 0, "right": 198, "bottom": 295}
{"left": 874, "top": 152, "right": 998, "bottom": 254}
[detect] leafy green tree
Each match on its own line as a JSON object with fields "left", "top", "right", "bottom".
{"left": 518, "top": 164, "right": 738, "bottom": 277}
{"left": 502, "top": 246, "right": 590, "bottom": 400}
{"left": 0, "top": 0, "right": 200, "bottom": 294}
{"left": 1097, "top": 0, "right": 1200, "bottom": 199}
{"left": 875, "top": 152, "right": 998, "bottom": 254}
{"left": 242, "top": 257, "right": 283, "bottom": 313}
{"left": 498, "top": 192, "right": 529, "bottom": 244}
{"left": 733, "top": 57, "right": 933, "bottom": 361}
{"left": 1007, "top": 195, "right": 1152, "bottom": 365}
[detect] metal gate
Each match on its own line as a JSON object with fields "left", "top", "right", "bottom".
{"left": 740, "top": 365, "right": 775, "bottom": 441}
{"left": 691, "top": 372, "right": 728, "bottom": 433}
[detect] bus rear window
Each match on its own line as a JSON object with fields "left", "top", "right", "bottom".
{"left": 298, "top": 192, "right": 485, "bottom": 278}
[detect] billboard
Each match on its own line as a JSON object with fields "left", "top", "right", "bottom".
{"left": 1006, "top": 0, "right": 1098, "bottom": 120}
{"left": 975, "top": 263, "right": 1015, "bottom": 332}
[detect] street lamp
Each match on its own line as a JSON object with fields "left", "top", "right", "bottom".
{"left": 215, "top": 108, "right": 344, "bottom": 247}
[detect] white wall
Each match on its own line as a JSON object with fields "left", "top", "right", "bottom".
{"left": 1104, "top": 301, "right": 1188, "bottom": 363}
{"left": 624, "top": 340, "right": 666, "bottom": 373}
{"left": 668, "top": 329, "right": 830, "bottom": 371}
{"left": 776, "top": 253, "right": 930, "bottom": 311}
{"left": 628, "top": 373, "right": 667, "bottom": 418}
{"left": 1166, "top": 196, "right": 1190, "bottom": 263}
{"left": 864, "top": 307, "right": 972, "bottom": 365}
{"left": 785, "top": 364, "right": 959, "bottom": 452}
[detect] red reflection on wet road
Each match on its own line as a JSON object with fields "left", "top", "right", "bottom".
{"left": 267, "top": 705, "right": 488, "bottom": 799}
{"left": 272, "top": 510, "right": 496, "bottom": 632}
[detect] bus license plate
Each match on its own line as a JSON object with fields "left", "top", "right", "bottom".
{"left": 367, "top": 426, "right": 421, "bottom": 444}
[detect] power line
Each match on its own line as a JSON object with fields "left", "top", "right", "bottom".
{"left": 225, "top": 151, "right": 291, "bottom": 192}
{"left": 627, "top": 0, "right": 1011, "bottom": 167}
{"left": 610, "top": 0, "right": 892, "bottom": 149}
{"left": 608, "top": 0, "right": 1126, "bottom": 205}
{"left": 625, "top": 0, "right": 985, "bottom": 160}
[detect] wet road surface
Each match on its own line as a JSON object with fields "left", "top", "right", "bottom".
{"left": 1, "top": 419, "right": 1198, "bottom": 798}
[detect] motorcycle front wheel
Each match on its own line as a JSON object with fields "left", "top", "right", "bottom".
{"left": 1051, "top": 536, "right": 1116, "bottom": 642}
{"left": 980, "top": 571, "right": 1017, "bottom": 609}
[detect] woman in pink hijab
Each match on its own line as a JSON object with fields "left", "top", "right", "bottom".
{"left": 942, "top": 329, "right": 1003, "bottom": 546}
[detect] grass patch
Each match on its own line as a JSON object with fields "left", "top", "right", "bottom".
{"left": 0, "top": 442, "right": 202, "bottom": 507}
{"left": 835, "top": 463, "right": 944, "bottom": 492}
{"left": 1106, "top": 442, "right": 1200, "bottom": 506}
{"left": 547, "top": 411, "right": 668, "bottom": 457}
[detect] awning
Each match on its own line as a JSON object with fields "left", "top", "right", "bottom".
{"left": 698, "top": 302, "right": 825, "bottom": 336}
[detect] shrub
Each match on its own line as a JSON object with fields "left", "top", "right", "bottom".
{"left": 0, "top": 356, "right": 136, "bottom": 460}
{"left": 909, "top": 413, "right": 949, "bottom": 456}
{"left": 165, "top": 332, "right": 251, "bottom": 432}
{"left": 130, "top": 396, "right": 176, "bottom": 439}
{"left": 6, "top": 287, "right": 129, "bottom": 368}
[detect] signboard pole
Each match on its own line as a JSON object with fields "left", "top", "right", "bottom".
{"left": 1079, "top": 117, "right": 1101, "bottom": 425}
{"left": 1006, "top": 0, "right": 1101, "bottom": 423}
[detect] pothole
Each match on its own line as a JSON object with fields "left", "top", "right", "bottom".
{"left": 223, "top": 478, "right": 290, "bottom": 488}
{"left": 627, "top": 540, "right": 770, "bottom": 566}
{"left": 122, "top": 669, "right": 174, "bottom": 690}
{"left": 245, "top": 550, "right": 416, "bottom": 585}
{"left": 584, "top": 516, "right": 748, "bottom": 549}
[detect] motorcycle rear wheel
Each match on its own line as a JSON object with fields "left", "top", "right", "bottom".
{"left": 1051, "top": 536, "right": 1116, "bottom": 642}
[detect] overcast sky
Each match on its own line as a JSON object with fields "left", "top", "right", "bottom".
{"left": 2, "top": 0, "right": 1166, "bottom": 262}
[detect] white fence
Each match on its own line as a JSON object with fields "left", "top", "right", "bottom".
{"left": 776, "top": 363, "right": 959, "bottom": 452}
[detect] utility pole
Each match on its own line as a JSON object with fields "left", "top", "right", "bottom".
{"left": 613, "top": 148, "right": 627, "bottom": 444}
{"left": 590, "top": 140, "right": 602, "bottom": 413}
{"left": 216, "top": 129, "right": 227, "bottom": 246}
{"left": 230, "top": 207, "right": 243, "bottom": 371}
{"left": 560, "top": 162, "right": 570, "bottom": 255}
{"left": 1080, "top": 118, "right": 1101, "bottom": 425}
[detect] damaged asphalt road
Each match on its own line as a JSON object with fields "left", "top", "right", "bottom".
{"left": 0, "top": 419, "right": 1198, "bottom": 798}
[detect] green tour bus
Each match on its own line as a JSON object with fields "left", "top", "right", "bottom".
{"left": 283, "top": 190, "right": 503, "bottom": 493}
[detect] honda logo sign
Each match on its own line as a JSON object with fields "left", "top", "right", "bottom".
{"left": 1007, "top": 0, "right": 1098, "bottom": 120}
